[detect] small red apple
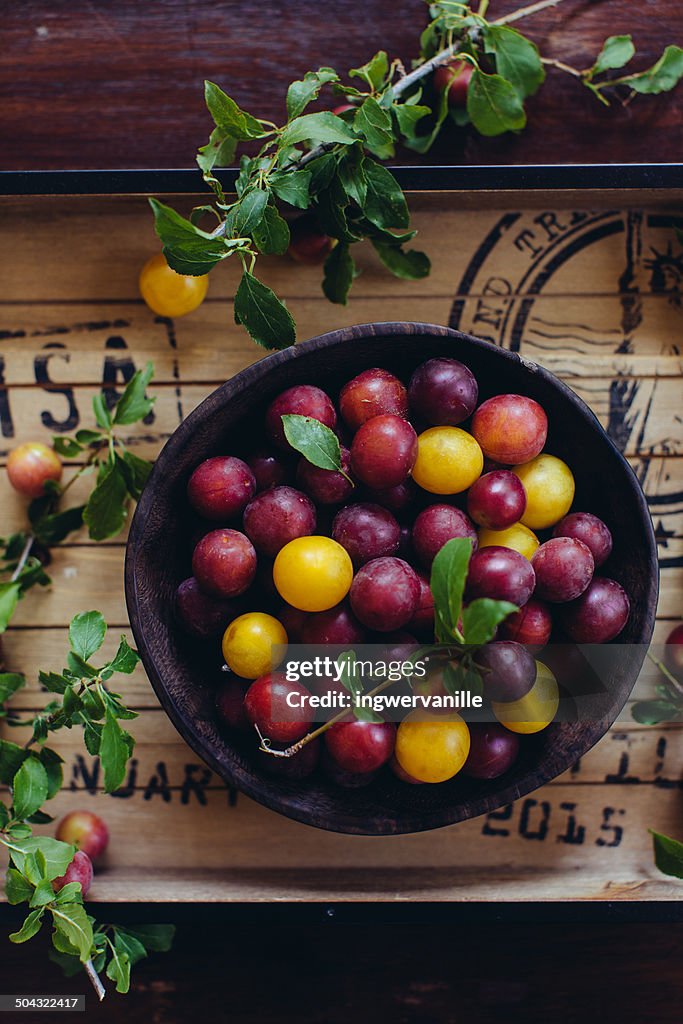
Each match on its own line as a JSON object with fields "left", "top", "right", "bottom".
{"left": 288, "top": 217, "right": 334, "bottom": 265}
{"left": 7, "top": 442, "right": 63, "bottom": 498}
{"left": 433, "top": 61, "right": 473, "bottom": 108}
{"left": 53, "top": 850, "right": 93, "bottom": 898}
{"left": 56, "top": 810, "right": 109, "bottom": 860}
{"left": 665, "top": 623, "right": 683, "bottom": 676}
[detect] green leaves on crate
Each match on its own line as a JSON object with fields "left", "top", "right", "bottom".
{"left": 0, "top": 611, "right": 171, "bottom": 997}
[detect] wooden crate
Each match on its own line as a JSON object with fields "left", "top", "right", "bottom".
{"left": 1, "top": 190, "right": 682, "bottom": 906}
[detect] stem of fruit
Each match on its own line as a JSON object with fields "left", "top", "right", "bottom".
{"left": 84, "top": 958, "right": 106, "bottom": 1001}
{"left": 647, "top": 649, "right": 683, "bottom": 699}
{"left": 257, "top": 675, "right": 399, "bottom": 758}
{"left": 10, "top": 535, "right": 35, "bottom": 582}
{"left": 492, "top": 0, "right": 568, "bottom": 26}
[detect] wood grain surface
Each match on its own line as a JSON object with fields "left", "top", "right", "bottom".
{"left": 1, "top": 0, "right": 682, "bottom": 170}
{"left": 0, "top": 192, "right": 682, "bottom": 902}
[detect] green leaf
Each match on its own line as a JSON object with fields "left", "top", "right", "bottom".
{"left": 32, "top": 505, "right": 86, "bottom": 545}
{"left": 5, "top": 868, "right": 34, "bottom": 905}
{"left": 52, "top": 437, "right": 83, "bottom": 458}
{"left": 393, "top": 102, "right": 432, "bottom": 147}
{"left": 49, "top": 947, "right": 85, "bottom": 977}
{"left": 113, "top": 929, "right": 147, "bottom": 966}
{"left": 39, "top": 670, "right": 68, "bottom": 695}
{"left": 252, "top": 202, "right": 291, "bottom": 255}
{"left": 53, "top": 881, "right": 84, "bottom": 905}
{"left": 92, "top": 392, "right": 112, "bottom": 430}
{"left": 118, "top": 450, "right": 153, "bottom": 501}
{"left": 467, "top": 69, "right": 526, "bottom": 136}
{"left": 197, "top": 126, "right": 238, "bottom": 176}
{"left": 280, "top": 112, "right": 357, "bottom": 148}
{"left": 281, "top": 414, "right": 343, "bottom": 472}
{"left": 108, "top": 636, "right": 140, "bottom": 675}
{"left": 113, "top": 361, "right": 155, "bottom": 425}
{"left": 51, "top": 903, "right": 93, "bottom": 963}
{"left": 75, "top": 429, "right": 103, "bottom": 446}
{"left": 627, "top": 46, "right": 683, "bottom": 95}
{"left": 269, "top": 168, "right": 312, "bottom": 210}
{"left": 69, "top": 610, "right": 106, "bottom": 661}
{"left": 106, "top": 946, "right": 131, "bottom": 994}
{"left": 286, "top": 67, "right": 339, "bottom": 119}
{"left": 0, "top": 739, "right": 29, "bottom": 783}
{"left": 362, "top": 161, "right": 409, "bottom": 230}
{"left": 631, "top": 699, "right": 680, "bottom": 725}
{"left": 203, "top": 81, "right": 266, "bottom": 140}
{"left": 315, "top": 174, "right": 359, "bottom": 243}
{"left": 484, "top": 25, "right": 545, "bottom": 99}
{"left": 430, "top": 537, "right": 473, "bottom": 642}
{"left": 149, "top": 199, "right": 232, "bottom": 276}
{"left": 307, "top": 153, "right": 338, "bottom": 194}
{"left": 121, "top": 923, "right": 176, "bottom": 952}
{"left": 100, "top": 707, "right": 133, "bottom": 793}
{"left": 322, "top": 243, "right": 355, "bottom": 305}
{"left": 81, "top": 687, "right": 106, "bottom": 720}
{"left": 27, "top": 809, "right": 54, "bottom": 825}
{"left": 82, "top": 461, "right": 129, "bottom": 541}
{"left": 233, "top": 270, "right": 296, "bottom": 350}
{"left": 353, "top": 97, "right": 394, "bottom": 157}
{"left": 370, "top": 239, "right": 430, "bottom": 280}
{"left": 12, "top": 757, "right": 49, "bottom": 819}
{"left": 225, "top": 188, "right": 270, "bottom": 238}
{"left": 349, "top": 50, "right": 389, "bottom": 90}
{"left": 0, "top": 582, "right": 21, "bottom": 633}
{"left": 10, "top": 908, "right": 44, "bottom": 944}
{"left": 651, "top": 830, "right": 683, "bottom": 878}
{"left": 461, "top": 598, "right": 518, "bottom": 647}
{"left": 39, "top": 748, "right": 64, "bottom": 800}
{"left": 30, "top": 879, "right": 58, "bottom": 908}
{"left": 591, "top": 34, "right": 635, "bottom": 75}
{"left": 0, "top": 673, "right": 24, "bottom": 704}
{"left": 337, "top": 148, "right": 368, "bottom": 208}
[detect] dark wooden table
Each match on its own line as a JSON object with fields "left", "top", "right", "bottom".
{"left": 1, "top": 0, "right": 682, "bottom": 171}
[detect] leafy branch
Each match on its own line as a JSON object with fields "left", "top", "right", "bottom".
{"left": 0, "top": 364, "right": 157, "bottom": 634}
{"left": 149, "top": 1, "right": 683, "bottom": 349}
{"left": 0, "top": 612, "right": 174, "bottom": 998}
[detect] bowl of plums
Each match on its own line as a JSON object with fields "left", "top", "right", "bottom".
{"left": 125, "top": 322, "right": 658, "bottom": 835}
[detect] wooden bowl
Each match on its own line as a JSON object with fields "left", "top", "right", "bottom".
{"left": 125, "top": 323, "right": 658, "bottom": 835}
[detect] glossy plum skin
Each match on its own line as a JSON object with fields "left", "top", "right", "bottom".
{"left": 187, "top": 456, "right": 256, "bottom": 520}
{"left": 215, "top": 676, "right": 251, "bottom": 731}
{"left": 244, "top": 672, "right": 315, "bottom": 744}
{"left": 192, "top": 529, "right": 257, "bottom": 598}
{"left": 463, "top": 723, "right": 520, "bottom": 779}
{"left": 559, "top": 577, "right": 631, "bottom": 643}
{"left": 477, "top": 640, "right": 537, "bottom": 702}
{"left": 296, "top": 446, "right": 354, "bottom": 505}
{"left": 365, "top": 480, "right": 417, "bottom": 514}
{"left": 243, "top": 486, "right": 316, "bottom": 557}
{"left": 466, "top": 546, "right": 536, "bottom": 606}
{"left": 467, "top": 470, "right": 527, "bottom": 531}
{"left": 499, "top": 598, "right": 553, "bottom": 649}
{"left": 265, "top": 385, "right": 337, "bottom": 451}
{"left": 288, "top": 217, "right": 334, "bottom": 265}
{"left": 472, "top": 395, "right": 548, "bottom": 465}
{"left": 301, "top": 602, "right": 367, "bottom": 645}
{"left": 552, "top": 512, "right": 613, "bottom": 568}
{"left": 7, "top": 442, "right": 63, "bottom": 499}
{"left": 321, "top": 747, "right": 379, "bottom": 788}
{"left": 53, "top": 850, "right": 93, "bottom": 898}
{"left": 349, "top": 557, "right": 420, "bottom": 632}
{"left": 409, "top": 571, "right": 435, "bottom": 636}
{"left": 325, "top": 719, "right": 396, "bottom": 773}
{"left": 339, "top": 368, "right": 408, "bottom": 431}
{"left": 412, "top": 504, "right": 478, "bottom": 568}
{"left": 350, "top": 415, "right": 418, "bottom": 489}
{"left": 665, "top": 624, "right": 683, "bottom": 675}
{"left": 408, "top": 357, "right": 478, "bottom": 426}
{"left": 55, "top": 811, "right": 109, "bottom": 861}
{"left": 246, "top": 449, "right": 289, "bottom": 492}
{"left": 432, "top": 61, "right": 473, "bottom": 107}
{"left": 332, "top": 503, "right": 400, "bottom": 567}
{"left": 175, "top": 577, "right": 237, "bottom": 639}
{"left": 532, "top": 538, "right": 594, "bottom": 603}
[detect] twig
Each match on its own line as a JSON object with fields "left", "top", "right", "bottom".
{"left": 541, "top": 57, "right": 583, "bottom": 78}
{"left": 647, "top": 649, "right": 683, "bottom": 699}
{"left": 10, "top": 535, "right": 34, "bottom": 582}
{"left": 84, "top": 959, "right": 106, "bottom": 1002}
{"left": 493, "top": 0, "right": 568, "bottom": 26}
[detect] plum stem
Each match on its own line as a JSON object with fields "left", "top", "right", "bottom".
{"left": 541, "top": 57, "right": 583, "bottom": 78}
{"left": 10, "top": 535, "right": 35, "bottom": 583}
{"left": 84, "top": 958, "right": 106, "bottom": 1001}
{"left": 492, "top": 0, "right": 568, "bottom": 26}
